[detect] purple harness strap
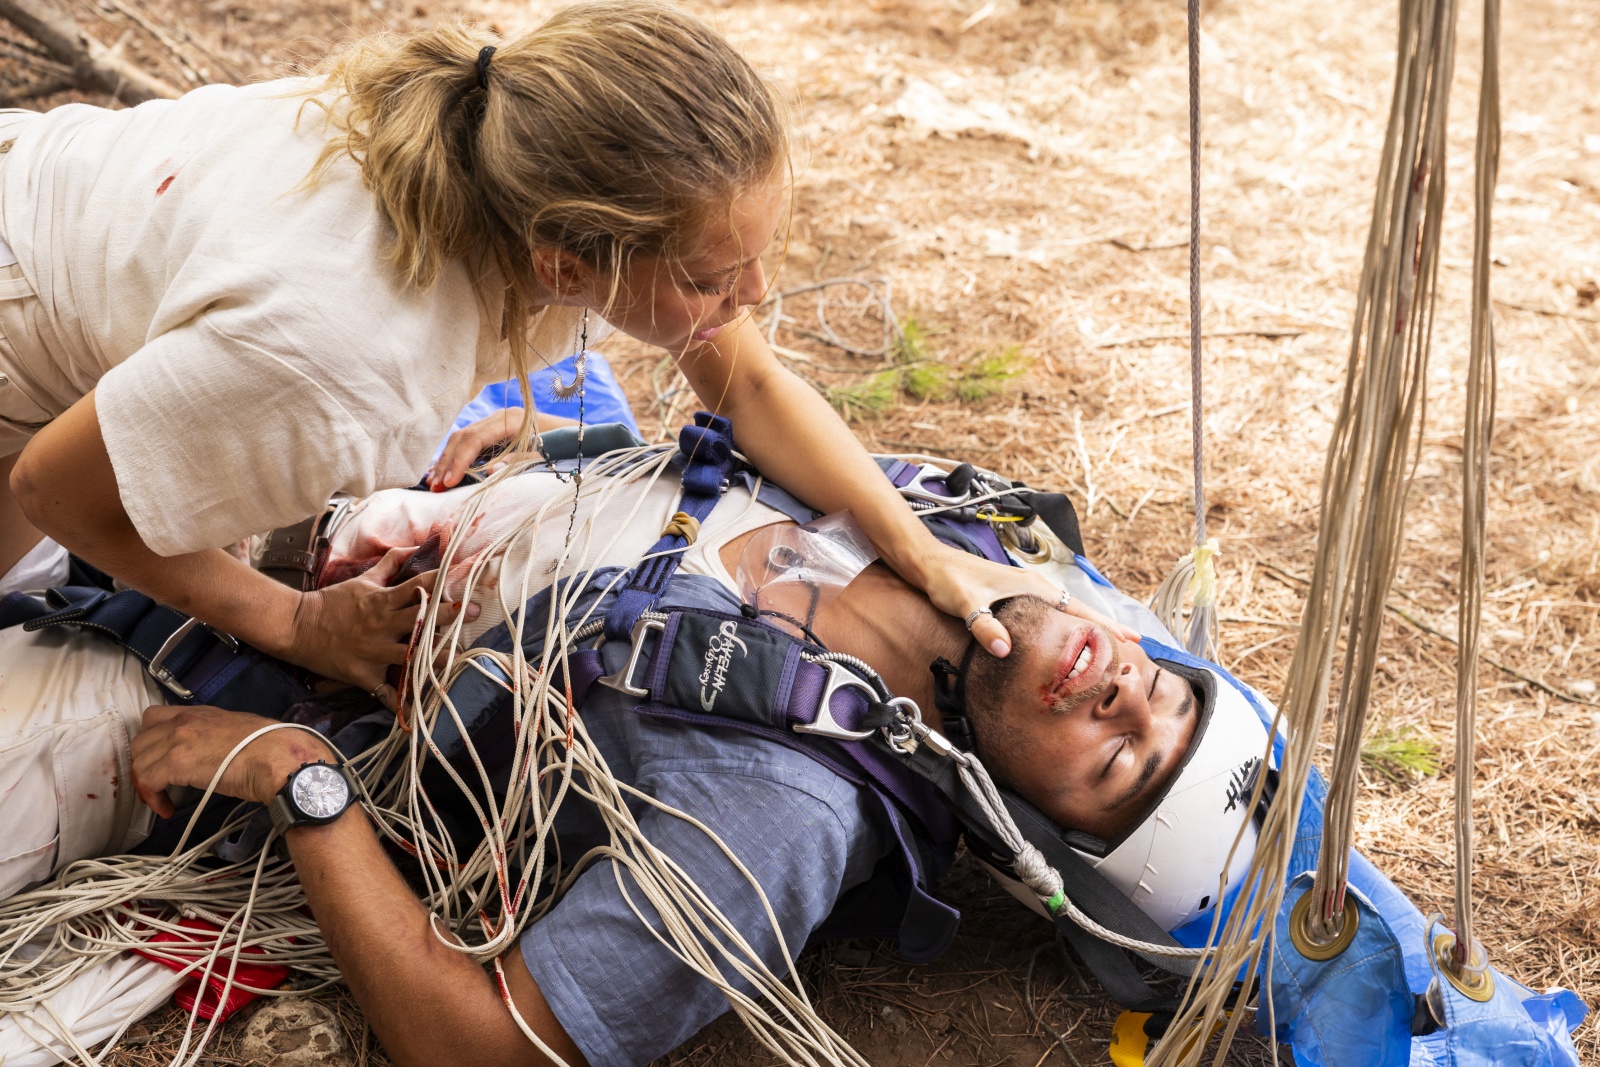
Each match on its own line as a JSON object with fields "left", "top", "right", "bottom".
{"left": 602, "top": 412, "right": 736, "bottom": 640}
{"left": 560, "top": 623, "right": 957, "bottom": 846}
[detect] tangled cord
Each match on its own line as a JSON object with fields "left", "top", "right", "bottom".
{"left": 0, "top": 439, "right": 1222, "bottom": 1067}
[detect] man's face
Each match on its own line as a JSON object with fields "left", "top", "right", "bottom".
{"left": 966, "top": 597, "right": 1200, "bottom": 841}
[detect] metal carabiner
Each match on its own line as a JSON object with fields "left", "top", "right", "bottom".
{"left": 899, "top": 465, "right": 970, "bottom": 507}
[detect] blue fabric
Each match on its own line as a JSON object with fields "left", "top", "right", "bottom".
{"left": 434, "top": 351, "right": 639, "bottom": 462}
{"left": 1074, "top": 554, "right": 1115, "bottom": 587}
{"left": 602, "top": 412, "right": 736, "bottom": 639}
{"left": 1269, "top": 873, "right": 1414, "bottom": 1067}
{"left": 520, "top": 638, "right": 889, "bottom": 1067}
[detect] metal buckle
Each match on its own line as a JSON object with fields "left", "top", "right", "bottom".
{"left": 794, "top": 660, "right": 883, "bottom": 741}
{"left": 899, "top": 465, "right": 970, "bottom": 507}
{"left": 597, "top": 617, "right": 666, "bottom": 698}
{"left": 146, "top": 617, "right": 239, "bottom": 701}
{"left": 885, "top": 702, "right": 966, "bottom": 762}
{"left": 147, "top": 618, "right": 200, "bottom": 699}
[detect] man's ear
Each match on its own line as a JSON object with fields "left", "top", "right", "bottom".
{"left": 531, "top": 246, "right": 597, "bottom": 300}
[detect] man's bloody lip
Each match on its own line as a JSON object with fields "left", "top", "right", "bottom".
{"left": 1048, "top": 622, "right": 1110, "bottom": 704}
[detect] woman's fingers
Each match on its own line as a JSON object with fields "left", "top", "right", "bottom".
{"left": 427, "top": 409, "right": 523, "bottom": 491}
{"left": 1060, "top": 596, "right": 1142, "bottom": 644}
{"left": 926, "top": 546, "right": 1145, "bottom": 659}
{"left": 968, "top": 612, "right": 1012, "bottom": 659}
{"left": 369, "top": 682, "right": 398, "bottom": 713}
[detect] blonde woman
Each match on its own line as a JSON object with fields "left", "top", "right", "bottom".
{"left": 0, "top": 1, "right": 1125, "bottom": 700}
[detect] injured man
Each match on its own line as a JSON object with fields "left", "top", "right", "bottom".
{"left": 0, "top": 417, "right": 1585, "bottom": 1067}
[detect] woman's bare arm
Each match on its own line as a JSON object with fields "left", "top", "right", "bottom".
{"left": 9, "top": 392, "right": 459, "bottom": 696}
{"left": 681, "top": 317, "right": 1139, "bottom": 654}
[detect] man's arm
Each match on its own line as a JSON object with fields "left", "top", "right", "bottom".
{"left": 129, "top": 707, "right": 585, "bottom": 1067}
{"left": 288, "top": 805, "right": 585, "bottom": 1067}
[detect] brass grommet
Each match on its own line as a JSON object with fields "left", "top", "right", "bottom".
{"left": 1432, "top": 932, "right": 1496, "bottom": 1003}
{"left": 1288, "top": 891, "right": 1360, "bottom": 961}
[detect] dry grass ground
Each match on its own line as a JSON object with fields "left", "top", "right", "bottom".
{"left": 3, "top": 0, "right": 1596, "bottom": 1061}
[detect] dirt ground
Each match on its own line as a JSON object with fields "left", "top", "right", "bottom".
{"left": 4, "top": 0, "right": 1597, "bottom": 1061}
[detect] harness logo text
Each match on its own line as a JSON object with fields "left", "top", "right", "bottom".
{"left": 699, "top": 620, "right": 748, "bottom": 712}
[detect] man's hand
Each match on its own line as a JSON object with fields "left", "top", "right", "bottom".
{"left": 130, "top": 706, "right": 335, "bottom": 818}
{"left": 915, "top": 544, "right": 1141, "bottom": 657}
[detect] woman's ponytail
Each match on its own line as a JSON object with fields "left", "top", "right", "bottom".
{"left": 311, "top": 23, "right": 507, "bottom": 291}
{"left": 308, "top": 1, "right": 789, "bottom": 369}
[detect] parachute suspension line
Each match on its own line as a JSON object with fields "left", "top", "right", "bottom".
{"left": 1183, "top": 0, "right": 1218, "bottom": 662}
{"left": 1307, "top": 0, "right": 1457, "bottom": 949}
{"left": 1151, "top": 0, "right": 1220, "bottom": 660}
{"left": 1449, "top": 0, "right": 1499, "bottom": 979}
{"left": 1147, "top": 0, "right": 1485, "bottom": 1059}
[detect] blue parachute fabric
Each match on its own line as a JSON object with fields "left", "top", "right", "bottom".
{"left": 1124, "top": 638, "right": 1586, "bottom": 1065}
{"left": 1268, "top": 872, "right": 1414, "bottom": 1067}
{"left": 1072, "top": 553, "right": 1116, "bottom": 588}
{"left": 434, "top": 350, "right": 641, "bottom": 461}
{"left": 1404, "top": 966, "right": 1588, "bottom": 1067}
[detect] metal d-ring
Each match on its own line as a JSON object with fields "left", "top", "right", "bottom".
{"left": 1288, "top": 891, "right": 1360, "bottom": 962}
{"left": 597, "top": 617, "right": 665, "bottom": 698}
{"left": 794, "top": 661, "right": 880, "bottom": 741}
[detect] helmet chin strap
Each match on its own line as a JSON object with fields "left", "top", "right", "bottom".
{"left": 929, "top": 639, "right": 981, "bottom": 753}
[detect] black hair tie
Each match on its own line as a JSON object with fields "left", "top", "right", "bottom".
{"left": 475, "top": 45, "right": 496, "bottom": 91}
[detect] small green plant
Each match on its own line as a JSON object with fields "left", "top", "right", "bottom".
{"left": 901, "top": 361, "right": 951, "bottom": 400}
{"left": 824, "top": 316, "right": 1029, "bottom": 421}
{"left": 1360, "top": 726, "right": 1441, "bottom": 783}
{"left": 894, "top": 316, "right": 932, "bottom": 365}
{"left": 953, "top": 344, "right": 1028, "bottom": 402}
{"left": 825, "top": 369, "right": 900, "bottom": 421}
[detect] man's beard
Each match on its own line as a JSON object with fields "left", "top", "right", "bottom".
{"left": 947, "top": 598, "right": 1088, "bottom": 764}
{"left": 963, "top": 596, "right": 1047, "bottom": 710}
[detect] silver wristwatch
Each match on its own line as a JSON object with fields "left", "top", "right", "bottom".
{"left": 268, "top": 760, "right": 358, "bottom": 834}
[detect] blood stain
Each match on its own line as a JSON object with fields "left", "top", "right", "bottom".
{"left": 87, "top": 793, "right": 99, "bottom": 800}
{"left": 156, "top": 173, "right": 176, "bottom": 195}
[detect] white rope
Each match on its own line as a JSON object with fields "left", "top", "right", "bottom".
{"left": 1149, "top": 0, "right": 1221, "bottom": 662}
{"left": 0, "top": 445, "right": 875, "bottom": 1067}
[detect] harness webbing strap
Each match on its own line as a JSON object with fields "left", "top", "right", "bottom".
{"left": 6, "top": 585, "right": 308, "bottom": 713}
{"left": 603, "top": 412, "right": 736, "bottom": 639}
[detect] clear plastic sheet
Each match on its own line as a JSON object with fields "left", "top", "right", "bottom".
{"left": 736, "top": 511, "right": 878, "bottom": 639}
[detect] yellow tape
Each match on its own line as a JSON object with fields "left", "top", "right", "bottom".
{"left": 1187, "top": 536, "right": 1220, "bottom": 609}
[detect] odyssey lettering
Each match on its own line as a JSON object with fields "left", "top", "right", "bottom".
{"left": 699, "top": 620, "right": 749, "bottom": 711}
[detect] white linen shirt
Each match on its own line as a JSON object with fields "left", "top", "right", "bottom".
{"left": 0, "top": 79, "right": 583, "bottom": 556}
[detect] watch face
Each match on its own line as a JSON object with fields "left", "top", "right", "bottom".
{"left": 290, "top": 764, "right": 350, "bottom": 819}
